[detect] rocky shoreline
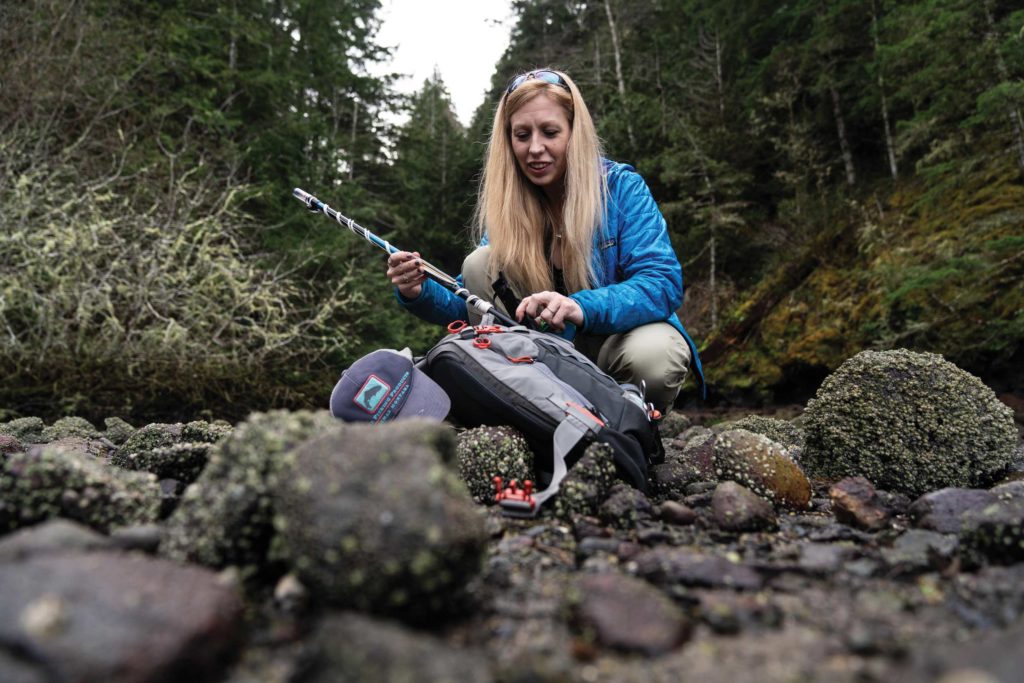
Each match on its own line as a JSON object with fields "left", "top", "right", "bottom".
{"left": 1, "top": 349, "right": 1022, "bottom": 682}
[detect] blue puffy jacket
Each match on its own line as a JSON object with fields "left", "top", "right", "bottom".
{"left": 397, "top": 159, "right": 705, "bottom": 396}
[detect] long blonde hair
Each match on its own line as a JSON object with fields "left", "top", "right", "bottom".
{"left": 474, "top": 69, "right": 606, "bottom": 296}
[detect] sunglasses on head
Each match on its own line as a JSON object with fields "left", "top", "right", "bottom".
{"left": 505, "top": 70, "right": 570, "bottom": 96}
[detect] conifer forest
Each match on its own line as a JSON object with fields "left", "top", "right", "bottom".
{"left": 2, "top": 0, "right": 1022, "bottom": 422}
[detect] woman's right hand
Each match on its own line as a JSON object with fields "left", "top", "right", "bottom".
{"left": 386, "top": 251, "right": 425, "bottom": 299}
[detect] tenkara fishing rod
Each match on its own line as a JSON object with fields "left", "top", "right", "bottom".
{"left": 293, "top": 187, "right": 521, "bottom": 329}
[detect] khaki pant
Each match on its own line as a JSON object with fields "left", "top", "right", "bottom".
{"left": 462, "top": 246, "right": 691, "bottom": 413}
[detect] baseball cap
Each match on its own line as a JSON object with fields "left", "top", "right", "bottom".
{"left": 329, "top": 349, "right": 450, "bottom": 423}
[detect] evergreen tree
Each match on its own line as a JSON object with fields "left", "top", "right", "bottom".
{"left": 390, "top": 70, "right": 478, "bottom": 273}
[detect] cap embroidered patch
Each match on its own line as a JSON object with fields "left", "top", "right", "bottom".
{"left": 353, "top": 375, "right": 390, "bottom": 414}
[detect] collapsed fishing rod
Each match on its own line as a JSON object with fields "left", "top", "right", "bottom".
{"left": 292, "top": 188, "right": 520, "bottom": 329}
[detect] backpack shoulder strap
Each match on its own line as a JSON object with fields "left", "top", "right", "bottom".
{"left": 497, "top": 403, "right": 601, "bottom": 516}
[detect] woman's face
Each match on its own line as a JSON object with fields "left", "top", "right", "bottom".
{"left": 509, "top": 94, "right": 571, "bottom": 197}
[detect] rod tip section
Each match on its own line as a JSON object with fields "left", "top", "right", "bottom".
{"left": 292, "top": 187, "right": 312, "bottom": 202}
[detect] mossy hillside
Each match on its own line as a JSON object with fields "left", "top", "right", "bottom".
{"left": 708, "top": 159, "right": 1024, "bottom": 400}
{"left": 802, "top": 349, "right": 1017, "bottom": 497}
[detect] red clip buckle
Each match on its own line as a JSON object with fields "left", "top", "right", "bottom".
{"left": 473, "top": 336, "right": 492, "bottom": 349}
{"left": 447, "top": 320, "right": 469, "bottom": 334}
{"left": 493, "top": 476, "right": 537, "bottom": 518}
{"left": 506, "top": 355, "right": 535, "bottom": 364}
{"left": 474, "top": 325, "right": 505, "bottom": 334}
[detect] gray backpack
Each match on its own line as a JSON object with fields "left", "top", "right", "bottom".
{"left": 423, "top": 321, "right": 664, "bottom": 517}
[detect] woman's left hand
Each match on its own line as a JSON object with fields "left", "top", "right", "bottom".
{"left": 516, "top": 291, "right": 583, "bottom": 332}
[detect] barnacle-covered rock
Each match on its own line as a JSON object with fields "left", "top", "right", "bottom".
{"left": 161, "top": 410, "right": 336, "bottom": 570}
{"left": 678, "top": 429, "right": 718, "bottom": 479}
{"left": 40, "top": 416, "right": 101, "bottom": 442}
{"left": 112, "top": 421, "right": 228, "bottom": 483}
{"left": 552, "top": 442, "right": 618, "bottom": 520}
{"left": 0, "top": 442, "right": 160, "bottom": 533}
{"left": 271, "top": 420, "right": 486, "bottom": 623}
{"left": 455, "top": 425, "right": 533, "bottom": 503}
{"left": 0, "top": 417, "right": 44, "bottom": 444}
{"left": 802, "top": 349, "right": 1016, "bottom": 497}
{"left": 103, "top": 417, "right": 136, "bottom": 445}
{"left": 657, "top": 411, "right": 692, "bottom": 440}
{"left": 958, "top": 493, "right": 1024, "bottom": 566}
{"left": 723, "top": 415, "right": 805, "bottom": 450}
{"left": 711, "top": 429, "right": 811, "bottom": 509}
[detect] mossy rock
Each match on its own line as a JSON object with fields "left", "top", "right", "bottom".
{"left": 0, "top": 417, "right": 44, "bottom": 444}
{"left": 712, "top": 429, "right": 811, "bottom": 509}
{"left": 455, "top": 425, "right": 534, "bottom": 504}
{"left": 722, "top": 415, "right": 804, "bottom": 449}
{"left": 40, "top": 416, "right": 101, "bottom": 442}
{"left": 802, "top": 349, "right": 1017, "bottom": 497}
{"left": 160, "top": 410, "right": 337, "bottom": 571}
{"left": 0, "top": 442, "right": 160, "bottom": 533}
{"left": 271, "top": 420, "right": 486, "bottom": 623}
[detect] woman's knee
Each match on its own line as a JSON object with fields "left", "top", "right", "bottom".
{"left": 461, "top": 245, "right": 492, "bottom": 297}
{"left": 599, "top": 323, "right": 691, "bottom": 412}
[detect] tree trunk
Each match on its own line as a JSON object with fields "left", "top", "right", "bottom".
{"left": 655, "top": 47, "right": 667, "bottom": 138}
{"left": 871, "top": 1, "right": 898, "bottom": 179}
{"left": 829, "top": 84, "right": 856, "bottom": 186}
{"left": 349, "top": 98, "right": 358, "bottom": 180}
{"left": 984, "top": 1, "right": 1024, "bottom": 173}
{"left": 603, "top": 0, "right": 635, "bottom": 150}
{"left": 711, "top": 29, "right": 725, "bottom": 122}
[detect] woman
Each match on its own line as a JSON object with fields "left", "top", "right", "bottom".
{"left": 386, "top": 69, "right": 704, "bottom": 412}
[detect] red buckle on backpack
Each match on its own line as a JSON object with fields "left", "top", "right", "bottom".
{"left": 444, "top": 321, "right": 468, "bottom": 335}
{"left": 473, "top": 336, "right": 492, "bottom": 349}
{"left": 506, "top": 355, "right": 534, "bottom": 364}
{"left": 494, "top": 476, "right": 537, "bottom": 517}
{"left": 474, "top": 325, "right": 505, "bottom": 334}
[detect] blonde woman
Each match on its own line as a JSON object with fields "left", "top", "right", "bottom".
{"left": 386, "top": 69, "right": 704, "bottom": 411}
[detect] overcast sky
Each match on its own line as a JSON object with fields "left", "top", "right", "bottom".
{"left": 371, "top": 0, "right": 514, "bottom": 126}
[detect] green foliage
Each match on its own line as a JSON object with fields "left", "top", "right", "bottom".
{"left": 0, "top": 154, "right": 358, "bottom": 422}
{"left": 1, "top": 0, "right": 1022, "bottom": 414}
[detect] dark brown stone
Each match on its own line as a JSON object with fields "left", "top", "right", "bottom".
{"left": 0, "top": 551, "right": 244, "bottom": 683}
{"left": 571, "top": 573, "right": 691, "bottom": 656}
{"left": 909, "top": 488, "right": 997, "bottom": 534}
{"left": 659, "top": 500, "right": 698, "bottom": 526}
{"left": 711, "top": 481, "right": 778, "bottom": 532}
{"left": 633, "top": 547, "right": 764, "bottom": 591}
{"left": 830, "top": 476, "right": 892, "bottom": 531}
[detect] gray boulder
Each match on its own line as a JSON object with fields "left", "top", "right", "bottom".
{"left": 271, "top": 420, "right": 487, "bottom": 623}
